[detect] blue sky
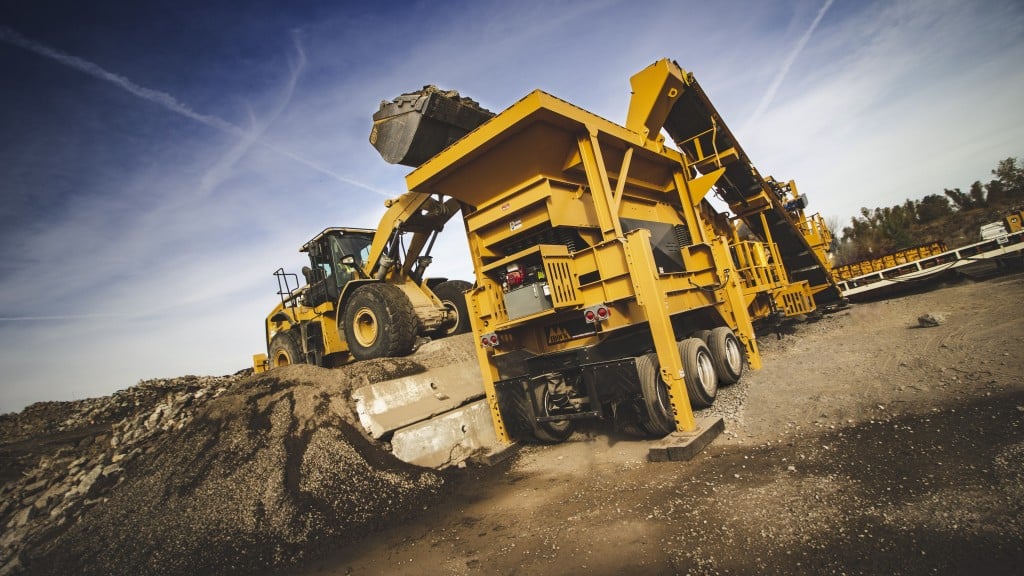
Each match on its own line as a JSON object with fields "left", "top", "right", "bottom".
{"left": 1, "top": 0, "right": 1022, "bottom": 413}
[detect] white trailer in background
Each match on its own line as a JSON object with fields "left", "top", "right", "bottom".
{"left": 837, "top": 220, "right": 1024, "bottom": 299}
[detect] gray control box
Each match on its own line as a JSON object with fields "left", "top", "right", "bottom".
{"left": 504, "top": 283, "right": 553, "bottom": 320}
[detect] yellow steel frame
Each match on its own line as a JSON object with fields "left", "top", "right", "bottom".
{"left": 408, "top": 87, "right": 766, "bottom": 440}
{"left": 1007, "top": 210, "right": 1024, "bottom": 233}
{"left": 622, "top": 228, "right": 695, "bottom": 431}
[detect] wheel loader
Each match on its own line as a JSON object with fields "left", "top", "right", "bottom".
{"left": 253, "top": 212, "right": 474, "bottom": 371}
{"left": 253, "top": 87, "right": 495, "bottom": 371}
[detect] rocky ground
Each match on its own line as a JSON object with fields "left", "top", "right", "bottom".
{"left": 2, "top": 270, "right": 1023, "bottom": 575}
{"left": 293, "top": 271, "right": 1024, "bottom": 576}
{"left": 0, "top": 357, "right": 450, "bottom": 576}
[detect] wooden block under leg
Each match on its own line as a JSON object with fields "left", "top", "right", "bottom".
{"left": 647, "top": 416, "right": 725, "bottom": 462}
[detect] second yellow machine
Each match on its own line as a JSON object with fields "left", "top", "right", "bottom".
{"left": 254, "top": 197, "right": 472, "bottom": 370}
{"left": 253, "top": 88, "right": 495, "bottom": 371}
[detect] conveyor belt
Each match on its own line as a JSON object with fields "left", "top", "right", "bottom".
{"left": 662, "top": 75, "right": 843, "bottom": 306}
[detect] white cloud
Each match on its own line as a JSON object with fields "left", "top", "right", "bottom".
{"left": 739, "top": 0, "right": 1024, "bottom": 221}
{"left": 743, "top": 0, "right": 836, "bottom": 133}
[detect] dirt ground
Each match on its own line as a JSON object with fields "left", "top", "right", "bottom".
{"left": 290, "top": 271, "right": 1024, "bottom": 576}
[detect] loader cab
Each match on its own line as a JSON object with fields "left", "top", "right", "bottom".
{"left": 300, "top": 228, "right": 375, "bottom": 308}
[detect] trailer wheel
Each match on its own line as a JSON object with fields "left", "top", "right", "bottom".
{"left": 498, "top": 380, "right": 573, "bottom": 443}
{"left": 680, "top": 338, "right": 718, "bottom": 408}
{"left": 693, "top": 329, "right": 712, "bottom": 343}
{"left": 432, "top": 280, "right": 473, "bottom": 336}
{"left": 635, "top": 353, "right": 676, "bottom": 436}
{"left": 708, "top": 327, "right": 744, "bottom": 385}
{"left": 343, "top": 284, "right": 418, "bottom": 361}
{"left": 269, "top": 333, "right": 302, "bottom": 368}
{"left": 531, "top": 382, "right": 574, "bottom": 443}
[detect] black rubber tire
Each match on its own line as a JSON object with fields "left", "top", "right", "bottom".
{"left": 268, "top": 332, "right": 303, "bottom": 368}
{"left": 496, "top": 380, "right": 574, "bottom": 444}
{"left": 432, "top": 280, "right": 473, "bottom": 336}
{"left": 531, "top": 382, "right": 574, "bottom": 443}
{"left": 693, "top": 329, "right": 712, "bottom": 343}
{"left": 496, "top": 381, "right": 536, "bottom": 442}
{"left": 708, "top": 327, "right": 744, "bottom": 385}
{"left": 342, "top": 283, "right": 418, "bottom": 361}
{"left": 680, "top": 338, "right": 718, "bottom": 408}
{"left": 635, "top": 353, "right": 677, "bottom": 436}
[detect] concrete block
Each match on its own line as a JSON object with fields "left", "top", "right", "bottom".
{"left": 353, "top": 361, "right": 485, "bottom": 438}
{"left": 390, "top": 399, "right": 502, "bottom": 469}
{"left": 647, "top": 416, "right": 724, "bottom": 462}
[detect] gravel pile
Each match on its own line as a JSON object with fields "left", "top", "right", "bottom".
{"left": 1, "top": 374, "right": 248, "bottom": 575}
{"left": 701, "top": 370, "right": 752, "bottom": 432}
{"left": 0, "top": 356, "right": 448, "bottom": 576}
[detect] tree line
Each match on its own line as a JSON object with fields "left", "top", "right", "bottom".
{"left": 833, "top": 157, "right": 1024, "bottom": 265}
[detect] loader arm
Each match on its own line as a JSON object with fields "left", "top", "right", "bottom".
{"left": 362, "top": 191, "right": 462, "bottom": 282}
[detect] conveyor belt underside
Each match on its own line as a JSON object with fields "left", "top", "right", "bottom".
{"left": 663, "top": 80, "right": 842, "bottom": 304}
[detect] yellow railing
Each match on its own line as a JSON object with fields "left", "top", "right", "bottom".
{"left": 675, "top": 117, "right": 739, "bottom": 174}
{"left": 797, "top": 213, "right": 832, "bottom": 248}
{"left": 732, "top": 240, "right": 783, "bottom": 290}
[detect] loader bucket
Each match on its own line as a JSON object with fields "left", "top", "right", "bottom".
{"left": 370, "top": 85, "right": 495, "bottom": 167}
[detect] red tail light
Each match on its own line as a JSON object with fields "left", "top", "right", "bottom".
{"left": 584, "top": 304, "right": 611, "bottom": 324}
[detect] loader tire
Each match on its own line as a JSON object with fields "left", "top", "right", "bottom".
{"left": 708, "top": 327, "right": 744, "bottom": 385}
{"left": 269, "top": 333, "right": 303, "bottom": 368}
{"left": 343, "top": 283, "right": 418, "bottom": 361}
{"left": 432, "top": 280, "right": 472, "bottom": 336}
{"left": 680, "top": 338, "right": 718, "bottom": 409}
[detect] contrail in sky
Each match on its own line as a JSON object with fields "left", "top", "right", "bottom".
{"left": 0, "top": 314, "right": 133, "bottom": 321}
{"left": 742, "top": 0, "right": 835, "bottom": 133}
{"left": 0, "top": 25, "right": 393, "bottom": 198}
